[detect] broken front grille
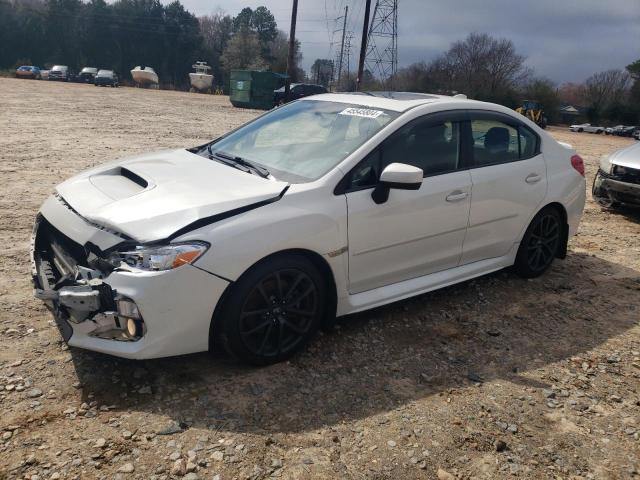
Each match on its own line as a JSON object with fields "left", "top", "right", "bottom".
{"left": 33, "top": 215, "right": 89, "bottom": 289}
{"left": 601, "top": 166, "right": 640, "bottom": 185}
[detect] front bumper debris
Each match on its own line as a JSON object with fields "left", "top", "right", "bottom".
{"left": 593, "top": 168, "right": 640, "bottom": 206}
{"left": 31, "top": 215, "right": 138, "bottom": 341}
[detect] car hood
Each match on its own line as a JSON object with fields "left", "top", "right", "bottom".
{"left": 608, "top": 142, "right": 640, "bottom": 169}
{"left": 55, "top": 149, "right": 288, "bottom": 243}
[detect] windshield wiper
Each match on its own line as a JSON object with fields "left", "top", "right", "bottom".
{"left": 206, "top": 145, "right": 251, "bottom": 174}
{"left": 208, "top": 146, "right": 270, "bottom": 178}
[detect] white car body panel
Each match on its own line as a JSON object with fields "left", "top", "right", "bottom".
{"left": 69, "top": 265, "right": 228, "bottom": 359}
{"left": 605, "top": 141, "right": 640, "bottom": 169}
{"left": 461, "top": 153, "right": 547, "bottom": 264}
{"left": 345, "top": 170, "right": 472, "bottom": 293}
{"left": 343, "top": 244, "right": 518, "bottom": 315}
{"left": 32, "top": 93, "right": 586, "bottom": 359}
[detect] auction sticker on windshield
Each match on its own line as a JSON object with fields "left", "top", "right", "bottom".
{"left": 339, "top": 107, "right": 385, "bottom": 119}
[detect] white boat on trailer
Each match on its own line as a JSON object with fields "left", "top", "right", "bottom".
{"left": 131, "top": 66, "right": 159, "bottom": 88}
{"left": 189, "top": 62, "right": 213, "bottom": 93}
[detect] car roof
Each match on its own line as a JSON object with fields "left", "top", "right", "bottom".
{"left": 305, "top": 91, "right": 484, "bottom": 113}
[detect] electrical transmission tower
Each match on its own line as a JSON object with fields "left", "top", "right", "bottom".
{"left": 364, "top": 0, "right": 398, "bottom": 88}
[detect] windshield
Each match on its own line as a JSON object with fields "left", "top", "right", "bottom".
{"left": 97, "top": 70, "right": 113, "bottom": 77}
{"left": 205, "top": 100, "right": 399, "bottom": 183}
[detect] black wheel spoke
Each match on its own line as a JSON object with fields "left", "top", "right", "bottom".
{"left": 256, "top": 283, "right": 272, "bottom": 307}
{"left": 285, "top": 307, "right": 316, "bottom": 317}
{"left": 241, "top": 319, "right": 271, "bottom": 336}
{"left": 277, "top": 321, "right": 284, "bottom": 354}
{"left": 274, "top": 271, "right": 284, "bottom": 297}
{"left": 240, "top": 307, "right": 270, "bottom": 318}
{"left": 288, "top": 284, "right": 315, "bottom": 306}
{"left": 282, "top": 319, "right": 307, "bottom": 334}
{"left": 284, "top": 273, "right": 305, "bottom": 300}
{"left": 531, "top": 249, "right": 541, "bottom": 268}
{"left": 257, "top": 323, "right": 274, "bottom": 354}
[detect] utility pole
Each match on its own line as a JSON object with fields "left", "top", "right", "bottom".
{"left": 356, "top": 0, "right": 372, "bottom": 91}
{"left": 336, "top": 5, "right": 348, "bottom": 89}
{"left": 285, "top": 0, "right": 299, "bottom": 98}
{"left": 345, "top": 32, "right": 354, "bottom": 88}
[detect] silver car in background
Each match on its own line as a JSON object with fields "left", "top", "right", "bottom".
{"left": 593, "top": 142, "right": 640, "bottom": 208}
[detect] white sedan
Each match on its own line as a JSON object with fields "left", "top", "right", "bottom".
{"left": 570, "top": 123, "right": 604, "bottom": 134}
{"left": 32, "top": 93, "right": 586, "bottom": 364}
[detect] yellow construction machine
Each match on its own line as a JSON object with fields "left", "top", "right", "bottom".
{"left": 516, "top": 100, "right": 547, "bottom": 129}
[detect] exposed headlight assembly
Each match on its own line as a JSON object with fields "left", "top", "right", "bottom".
{"left": 116, "top": 242, "right": 209, "bottom": 271}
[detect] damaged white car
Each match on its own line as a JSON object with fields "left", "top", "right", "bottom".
{"left": 32, "top": 93, "right": 586, "bottom": 364}
{"left": 593, "top": 141, "right": 640, "bottom": 209}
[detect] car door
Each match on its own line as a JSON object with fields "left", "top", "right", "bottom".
{"left": 340, "top": 111, "right": 472, "bottom": 293}
{"left": 460, "top": 111, "right": 547, "bottom": 265}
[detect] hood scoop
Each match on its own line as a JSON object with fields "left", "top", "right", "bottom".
{"left": 89, "top": 167, "right": 152, "bottom": 200}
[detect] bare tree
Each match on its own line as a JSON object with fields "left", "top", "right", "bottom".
{"left": 310, "top": 59, "right": 334, "bottom": 86}
{"left": 583, "top": 69, "right": 631, "bottom": 112}
{"left": 199, "top": 11, "right": 233, "bottom": 56}
{"left": 432, "top": 33, "right": 529, "bottom": 102}
{"left": 557, "top": 82, "right": 586, "bottom": 106}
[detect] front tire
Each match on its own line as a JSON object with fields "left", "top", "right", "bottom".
{"left": 514, "top": 207, "right": 562, "bottom": 278}
{"left": 218, "top": 254, "right": 326, "bottom": 365}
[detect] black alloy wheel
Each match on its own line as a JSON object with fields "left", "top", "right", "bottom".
{"left": 514, "top": 207, "right": 563, "bottom": 278}
{"left": 525, "top": 213, "right": 560, "bottom": 272}
{"left": 218, "top": 254, "right": 326, "bottom": 365}
{"left": 239, "top": 269, "right": 318, "bottom": 357}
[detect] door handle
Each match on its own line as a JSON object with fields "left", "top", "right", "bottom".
{"left": 446, "top": 191, "right": 468, "bottom": 202}
{"left": 525, "top": 173, "right": 542, "bottom": 184}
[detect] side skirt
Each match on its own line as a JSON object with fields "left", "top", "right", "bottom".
{"left": 337, "top": 244, "right": 518, "bottom": 316}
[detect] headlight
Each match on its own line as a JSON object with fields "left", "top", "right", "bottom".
{"left": 115, "top": 242, "right": 209, "bottom": 271}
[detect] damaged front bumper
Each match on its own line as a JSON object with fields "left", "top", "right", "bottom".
{"left": 593, "top": 168, "right": 640, "bottom": 207}
{"left": 31, "top": 195, "right": 230, "bottom": 359}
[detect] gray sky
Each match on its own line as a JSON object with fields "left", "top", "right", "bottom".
{"left": 174, "top": 0, "right": 640, "bottom": 83}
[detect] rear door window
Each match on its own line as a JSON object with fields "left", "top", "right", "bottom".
{"left": 470, "top": 113, "right": 540, "bottom": 166}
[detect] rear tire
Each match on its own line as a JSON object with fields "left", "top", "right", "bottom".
{"left": 513, "top": 207, "right": 562, "bottom": 278}
{"left": 217, "top": 254, "right": 326, "bottom": 365}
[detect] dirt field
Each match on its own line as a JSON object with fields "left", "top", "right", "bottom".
{"left": 1, "top": 77, "right": 639, "bottom": 480}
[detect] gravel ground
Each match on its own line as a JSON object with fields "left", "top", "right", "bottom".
{"left": 0, "top": 77, "right": 639, "bottom": 480}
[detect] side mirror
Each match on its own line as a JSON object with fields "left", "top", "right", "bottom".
{"left": 371, "top": 163, "right": 423, "bottom": 204}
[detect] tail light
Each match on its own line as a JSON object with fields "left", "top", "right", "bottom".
{"left": 571, "top": 155, "right": 585, "bottom": 177}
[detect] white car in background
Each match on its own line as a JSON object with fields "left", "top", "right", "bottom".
{"left": 570, "top": 123, "right": 604, "bottom": 134}
{"left": 32, "top": 92, "right": 586, "bottom": 364}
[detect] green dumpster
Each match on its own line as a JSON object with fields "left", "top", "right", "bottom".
{"left": 229, "top": 70, "right": 288, "bottom": 110}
